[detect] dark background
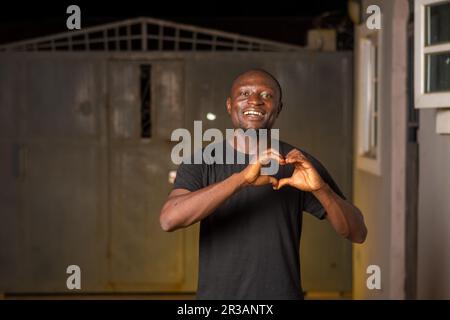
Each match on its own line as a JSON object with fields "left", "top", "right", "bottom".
{"left": 0, "top": 0, "right": 353, "bottom": 49}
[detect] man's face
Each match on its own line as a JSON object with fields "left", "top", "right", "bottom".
{"left": 226, "top": 72, "right": 282, "bottom": 130}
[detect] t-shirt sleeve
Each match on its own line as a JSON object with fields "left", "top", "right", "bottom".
{"left": 173, "top": 162, "right": 204, "bottom": 192}
{"left": 302, "top": 153, "right": 346, "bottom": 220}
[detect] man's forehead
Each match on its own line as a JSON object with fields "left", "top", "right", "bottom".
{"left": 231, "top": 71, "right": 278, "bottom": 90}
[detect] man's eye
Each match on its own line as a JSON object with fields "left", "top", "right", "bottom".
{"left": 240, "top": 91, "right": 249, "bottom": 97}
{"left": 261, "top": 92, "right": 272, "bottom": 99}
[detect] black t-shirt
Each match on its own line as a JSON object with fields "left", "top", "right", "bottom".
{"left": 173, "top": 140, "right": 345, "bottom": 300}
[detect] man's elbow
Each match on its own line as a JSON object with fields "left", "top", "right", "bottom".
{"left": 159, "top": 209, "right": 177, "bottom": 232}
{"left": 350, "top": 225, "right": 368, "bottom": 244}
{"left": 160, "top": 218, "right": 173, "bottom": 232}
{"left": 349, "top": 207, "right": 368, "bottom": 244}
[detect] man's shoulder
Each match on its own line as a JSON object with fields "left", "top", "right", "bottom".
{"left": 278, "top": 141, "right": 325, "bottom": 169}
{"left": 279, "top": 140, "right": 311, "bottom": 157}
{"left": 177, "top": 140, "right": 227, "bottom": 166}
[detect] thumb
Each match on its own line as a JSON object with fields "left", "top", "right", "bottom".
{"left": 253, "top": 175, "right": 278, "bottom": 187}
{"left": 274, "top": 178, "right": 291, "bottom": 190}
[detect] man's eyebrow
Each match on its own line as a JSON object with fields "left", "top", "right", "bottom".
{"left": 235, "top": 84, "right": 275, "bottom": 91}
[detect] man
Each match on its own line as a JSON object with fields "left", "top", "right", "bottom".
{"left": 160, "top": 69, "right": 367, "bottom": 299}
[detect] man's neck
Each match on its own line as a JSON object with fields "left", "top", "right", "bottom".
{"left": 227, "top": 129, "right": 273, "bottom": 155}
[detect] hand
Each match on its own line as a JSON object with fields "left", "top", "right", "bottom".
{"left": 273, "top": 149, "right": 325, "bottom": 192}
{"left": 239, "top": 148, "right": 285, "bottom": 187}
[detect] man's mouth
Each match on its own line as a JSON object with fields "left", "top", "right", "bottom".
{"left": 243, "top": 109, "right": 265, "bottom": 120}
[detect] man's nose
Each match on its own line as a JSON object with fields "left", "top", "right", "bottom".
{"left": 248, "top": 93, "right": 263, "bottom": 105}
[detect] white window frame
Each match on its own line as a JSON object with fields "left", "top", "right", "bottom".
{"left": 415, "top": 0, "right": 450, "bottom": 109}
{"left": 355, "top": 25, "right": 382, "bottom": 176}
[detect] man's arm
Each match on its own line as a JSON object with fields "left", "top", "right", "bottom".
{"left": 160, "top": 173, "right": 245, "bottom": 232}
{"left": 274, "top": 149, "right": 367, "bottom": 244}
{"left": 160, "top": 149, "right": 283, "bottom": 232}
{"left": 313, "top": 184, "right": 367, "bottom": 243}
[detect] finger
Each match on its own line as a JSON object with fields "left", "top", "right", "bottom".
{"left": 253, "top": 175, "right": 278, "bottom": 186}
{"left": 269, "top": 176, "right": 278, "bottom": 186}
{"left": 286, "top": 150, "right": 310, "bottom": 165}
{"left": 286, "top": 148, "right": 301, "bottom": 158}
{"left": 258, "top": 152, "right": 286, "bottom": 164}
{"left": 260, "top": 148, "right": 284, "bottom": 160}
{"left": 293, "top": 153, "right": 314, "bottom": 169}
{"left": 274, "top": 178, "right": 291, "bottom": 190}
{"left": 285, "top": 154, "right": 304, "bottom": 164}
{"left": 259, "top": 153, "right": 286, "bottom": 165}
{"left": 296, "top": 150, "right": 310, "bottom": 163}
{"left": 261, "top": 147, "right": 282, "bottom": 155}
{"left": 285, "top": 150, "right": 301, "bottom": 162}
{"left": 270, "top": 148, "right": 283, "bottom": 159}
{"left": 287, "top": 149, "right": 309, "bottom": 160}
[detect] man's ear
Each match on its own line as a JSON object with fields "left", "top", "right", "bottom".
{"left": 226, "top": 97, "right": 232, "bottom": 115}
{"left": 277, "top": 102, "right": 283, "bottom": 116}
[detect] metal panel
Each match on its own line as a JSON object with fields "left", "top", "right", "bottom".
{"left": 153, "top": 62, "right": 185, "bottom": 140}
{"left": 0, "top": 56, "right": 109, "bottom": 292}
{"left": 15, "top": 143, "right": 108, "bottom": 292}
{"left": 22, "top": 59, "right": 100, "bottom": 139}
{"left": 0, "top": 59, "right": 23, "bottom": 292}
{"left": 108, "top": 60, "right": 198, "bottom": 292}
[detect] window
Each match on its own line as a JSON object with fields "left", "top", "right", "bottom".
{"left": 415, "top": 0, "right": 450, "bottom": 108}
{"left": 140, "top": 64, "right": 152, "bottom": 138}
{"left": 356, "top": 25, "right": 382, "bottom": 175}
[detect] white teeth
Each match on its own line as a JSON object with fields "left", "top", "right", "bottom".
{"left": 244, "top": 110, "right": 263, "bottom": 116}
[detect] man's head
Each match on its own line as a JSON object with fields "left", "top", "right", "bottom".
{"left": 226, "top": 69, "right": 283, "bottom": 130}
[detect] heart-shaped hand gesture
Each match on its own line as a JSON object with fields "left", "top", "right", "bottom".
{"left": 240, "top": 148, "right": 325, "bottom": 192}
{"left": 273, "top": 149, "right": 325, "bottom": 192}
{"left": 241, "top": 148, "right": 285, "bottom": 187}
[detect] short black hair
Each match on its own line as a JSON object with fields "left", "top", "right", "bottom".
{"left": 232, "top": 69, "right": 283, "bottom": 102}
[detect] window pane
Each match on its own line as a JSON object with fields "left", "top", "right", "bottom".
{"left": 425, "top": 51, "right": 450, "bottom": 93}
{"left": 426, "top": 2, "right": 450, "bottom": 46}
{"left": 360, "top": 35, "right": 379, "bottom": 159}
{"left": 140, "top": 64, "right": 152, "bottom": 138}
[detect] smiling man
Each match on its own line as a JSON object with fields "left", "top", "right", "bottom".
{"left": 159, "top": 69, "right": 367, "bottom": 300}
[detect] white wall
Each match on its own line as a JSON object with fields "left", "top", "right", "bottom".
{"left": 354, "top": 0, "right": 450, "bottom": 299}
{"left": 352, "top": 0, "right": 409, "bottom": 299}
{"left": 417, "top": 109, "right": 450, "bottom": 299}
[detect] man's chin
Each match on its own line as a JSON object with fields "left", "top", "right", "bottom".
{"left": 239, "top": 126, "right": 265, "bottom": 132}
{"left": 238, "top": 122, "right": 268, "bottom": 131}
{"left": 236, "top": 128, "right": 274, "bottom": 139}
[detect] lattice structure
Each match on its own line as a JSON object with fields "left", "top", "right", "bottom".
{"left": 0, "top": 17, "right": 302, "bottom": 52}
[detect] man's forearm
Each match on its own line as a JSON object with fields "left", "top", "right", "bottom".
{"left": 160, "top": 173, "right": 246, "bottom": 232}
{"left": 312, "top": 184, "right": 367, "bottom": 243}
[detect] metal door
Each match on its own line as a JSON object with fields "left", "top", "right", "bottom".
{"left": 107, "top": 59, "right": 198, "bottom": 292}
{"left": 0, "top": 56, "right": 109, "bottom": 292}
